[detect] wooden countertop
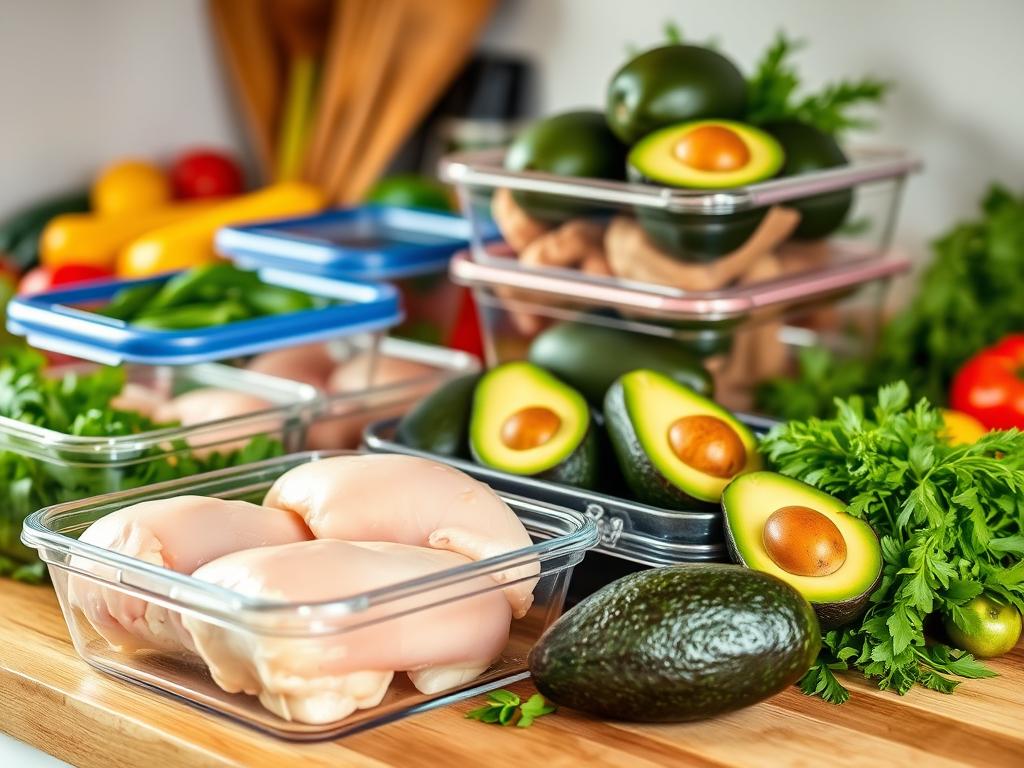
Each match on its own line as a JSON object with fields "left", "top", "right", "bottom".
{"left": 1, "top": 580, "right": 1022, "bottom": 767}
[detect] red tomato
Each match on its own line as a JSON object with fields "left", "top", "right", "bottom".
{"left": 18, "top": 264, "right": 114, "bottom": 295}
{"left": 171, "top": 150, "right": 244, "bottom": 199}
{"left": 950, "top": 335, "right": 1024, "bottom": 430}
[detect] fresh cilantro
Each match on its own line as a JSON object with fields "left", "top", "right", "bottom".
{"left": 466, "top": 690, "right": 557, "bottom": 728}
{"left": 747, "top": 31, "right": 890, "bottom": 135}
{"left": 763, "top": 382, "right": 1024, "bottom": 702}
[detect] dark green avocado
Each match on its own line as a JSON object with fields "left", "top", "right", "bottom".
{"left": 469, "top": 362, "right": 598, "bottom": 489}
{"left": 604, "top": 370, "right": 759, "bottom": 508}
{"left": 528, "top": 564, "right": 821, "bottom": 722}
{"left": 633, "top": 205, "right": 768, "bottom": 262}
{"left": 722, "top": 471, "right": 883, "bottom": 628}
{"left": 504, "top": 110, "right": 627, "bottom": 222}
{"left": 763, "top": 120, "right": 853, "bottom": 239}
{"left": 395, "top": 373, "right": 480, "bottom": 458}
{"left": 606, "top": 45, "right": 748, "bottom": 145}
{"left": 526, "top": 321, "right": 712, "bottom": 405}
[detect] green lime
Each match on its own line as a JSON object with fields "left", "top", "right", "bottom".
{"left": 944, "top": 595, "right": 1022, "bottom": 658}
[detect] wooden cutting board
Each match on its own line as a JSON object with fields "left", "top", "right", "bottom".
{"left": 1, "top": 580, "right": 1022, "bottom": 767}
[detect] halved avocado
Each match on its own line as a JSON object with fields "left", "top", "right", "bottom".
{"left": 470, "top": 362, "right": 598, "bottom": 488}
{"left": 604, "top": 370, "right": 759, "bottom": 508}
{"left": 629, "top": 120, "right": 784, "bottom": 189}
{"left": 722, "top": 471, "right": 883, "bottom": 628}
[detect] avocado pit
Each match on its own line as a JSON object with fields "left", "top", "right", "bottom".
{"left": 501, "top": 406, "right": 562, "bottom": 450}
{"left": 667, "top": 414, "right": 746, "bottom": 478}
{"left": 673, "top": 125, "right": 750, "bottom": 172}
{"left": 763, "top": 505, "right": 847, "bottom": 577}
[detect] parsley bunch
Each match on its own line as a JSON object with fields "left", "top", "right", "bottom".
{"left": 747, "top": 32, "right": 890, "bottom": 135}
{"left": 762, "top": 382, "right": 1024, "bottom": 701}
{"left": 466, "top": 689, "right": 557, "bottom": 728}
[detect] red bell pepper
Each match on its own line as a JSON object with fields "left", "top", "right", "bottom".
{"left": 950, "top": 335, "right": 1024, "bottom": 430}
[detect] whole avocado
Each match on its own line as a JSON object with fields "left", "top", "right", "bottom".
{"left": 395, "top": 373, "right": 480, "bottom": 458}
{"left": 606, "top": 45, "right": 748, "bottom": 145}
{"left": 505, "top": 111, "right": 627, "bottom": 222}
{"left": 529, "top": 565, "right": 820, "bottom": 722}
{"left": 763, "top": 120, "right": 853, "bottom": 239}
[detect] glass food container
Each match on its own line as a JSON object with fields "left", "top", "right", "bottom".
{"left": 21, "top": 452, "right": 598, "bottom": 740}
{"left": 448, "top": 248, "right": 910, "bottom": 411}
{"left": 440, "top": 146, "right": 919, "bottom": 271}
{"left": 0, "top": 363, "right": 317, "bottom": 577}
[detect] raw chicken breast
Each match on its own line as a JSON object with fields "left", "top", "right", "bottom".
{"left": 183, "top": 539, "right": 512, "bottom": 724}
{"left": 307, "top": 353, "right": 436, "bottom": 450}
{"left": 262, "top": 454, "right": 539, "bottom": 617}
{"left": 110, "top": 382, "right": 169, "bottom": 420}
{"left": 247, "top": 343, "right": 335, "bottom": 389}
{"left": 154, "top": 388, "right": 274, "bottom": 457}
{"left": 69, "top": 496, "right": 312, "bottom": 653}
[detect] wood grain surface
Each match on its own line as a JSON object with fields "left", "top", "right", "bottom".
{"left": 1, "top": 581, "right": 1021, "bottom": 767}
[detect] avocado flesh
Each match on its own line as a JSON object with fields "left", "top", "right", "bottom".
{"left": 606, "top": 45, "right": 748, "bottom": 145}
{"left": 763, "top": 120, "right": 853, "bottom": 240}
{"left": 505, "top": 110, "right": 627, "bottom": 223}
{"left": 722, "top": 471, "right": 882, "bottom": 628}
{"left": 604, "top": 370, "right": 760, "bottom": 507}
{"left": 527, "top": 321, "right": 712, "bottom": 405}
{"left": 396, "top": 373, "right": 480, "bottom": 458}
{"left": 470, "top": 361, "right": 597, "bottom": 488}
{"left": 528, "top": 564, "right": 821, "bottom": 722}
{"left": 629, "top": 120, "right": 784, "bottom": 189}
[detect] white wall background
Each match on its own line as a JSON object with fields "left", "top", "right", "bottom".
{"left": 2, "top": 0, "right": 1023, "bottom": 264}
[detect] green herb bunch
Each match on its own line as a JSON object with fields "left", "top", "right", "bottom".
{"left": 0, "top": 346, "right": 283, "bottom": 583}
{"left": 747, "top": 32, "right": 890, "bottom": 135}
{"left": 762, "top": 382, "right": 1024, "bottom": 702}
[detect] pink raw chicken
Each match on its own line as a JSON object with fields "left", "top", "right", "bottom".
{"left": 110, "top": 382, "right": 169, "bottom": 420}
{"left": 246, "top": 343, "right": 336, "bottom": 390}
{"left": 262, "top": 454, "right": 539, "bottom": 617}
{"left": 69, "top": 496, "right": 312, "bottom": 653}
{"left": 182, "top": 539, "right": 512, "bottom": 725}
{"left": 154, "top": 388, "right": 274, "bottom": 457}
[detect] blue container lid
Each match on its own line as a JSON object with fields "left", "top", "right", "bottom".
{"left": 6, "top": 270, "right": 402, "bottom": 366}
{"left": 216, "top": 204, "right": 491, "bottom": 282}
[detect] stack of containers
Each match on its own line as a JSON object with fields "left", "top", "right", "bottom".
{"left": 330, "top": 144, "right": 922, "bottom": 593}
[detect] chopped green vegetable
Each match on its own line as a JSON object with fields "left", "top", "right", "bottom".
{"left": 762, "top": 382, "right": 1024, "bottom": 701}
{"left": 757, "top": 185, "right": 1024, "bottom": 420}
{"left": 747, "top": 31, "right": 890, "bottom": 135}
{"left": 0, "top": 345, "right": 283, "bottom": 575}
{"left": 465, "top": 689, "right": 557, "bottom": 728}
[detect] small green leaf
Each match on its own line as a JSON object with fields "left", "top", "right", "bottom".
{"left": 487, "top": 689, "right": 520, "bottom": 707}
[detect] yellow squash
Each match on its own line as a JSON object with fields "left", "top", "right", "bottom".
{"left": 117, "top": 182, "right": 326, "bottom": 277}
{"left": 42, "top": 201, "right": 218, "bottom": 271}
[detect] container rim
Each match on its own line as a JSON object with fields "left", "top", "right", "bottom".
{"left": 449, "top": 248, "right": 911, "bottom": 321}
{"left": 439, "top": 146, "right": 921, "bottom": 215}
{"left": 21, "top": 451, "right": 599, "bottom": 632}
{"left": 0, "top": 362, "right": 319, "bottom": 459}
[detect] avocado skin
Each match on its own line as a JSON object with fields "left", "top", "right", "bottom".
{"left": 763, "top": 120, "right": 853, "bottom": 240}
{"left": 635, "top": 205, "right": 768, "bottom": 262}
{"left": 396, "top": 374, "right": 480, "bottom": 458}
{"left": 603, "top": 378, "right": 706, "bottom": 509}
{"left": 606, "top": 45, "right": 748, "bottom": 145}
{"left": 527, "top": 322, "right": 712, "bottom": 405}
{"left": 528, "top": 564, "right": 821, "bottom": 722}
{"left": 540, "top": 423, "right": 600, "bottom": 489}
{"left": 505, "top": 111, "right": 627, "bottom": 223}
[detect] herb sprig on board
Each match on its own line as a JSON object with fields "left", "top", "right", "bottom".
{"left": 466, "top": 690, "right": 557, "bottom": 728}
{"left": 746, "top": 32, "right": 890, "bottom": 135}
{"left": 762, "top": 382, "right": 1024, "bottom": 701}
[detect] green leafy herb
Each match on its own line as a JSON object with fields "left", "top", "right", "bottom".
{"left": 0, "top": 345, "right": 284, "bottom": 574}
{"left": 762, "top": 382, "right": 1024, "bottom": 702}
{"left": 466, "top": 690, "right": 557, "bottom": 728}
{"left": 747, "top": 31, "right": 890, "bottom": 135}
{"left": 757, "top": 185, "right": 1024, "bottom": 419}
